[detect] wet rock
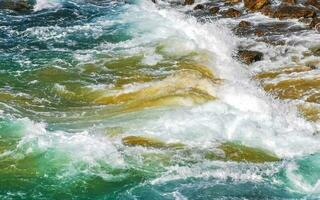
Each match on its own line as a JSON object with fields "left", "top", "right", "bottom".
{"left": 255, "top": 66, "right": 314, "bottom": 79}
{"left": 282, "top": 0, "right": 296, "bottom": 5}
{"left": 238, "top": 50, "right": 263, "bottom": 64}
{"left": 235, "top": 21, "right": 304, "bottom": 40}
{"left": 184, "top": 0, "right": 195, "bottom": 5}
{"left": 262, "top": 5, "right": 316, "bottom": 19}
{"left": 239, "top": 20, "right": 252, "bottom": 28}
{"left": 244, "top": 0, "right": 269, "bottom": 11}
{"left": 310, "top": 17, "right": 320, "bottom": 29}
{"left": 122, "top": 136, "right": 167, "bottom": 148}
{"left": 194, "top": 4, "right": 205, "bottom": 10}
{"left": 309, "top": 45, "right": 320, "bottom": 56}
{"left": 0, "top": 0, "right": 33, "bottom": 11}
{"left": 218, "top": 142, "right": 280, "bottom": 163}
{"left": 122, "top": 136, "right": 185, "bottom": 149}
{"left": 209, "top": 6, "right": 220, "bottom": 15}
{"left": 255, "top": 29, "right": 265, "bottom": 36}
{"left": 222, "top": 8, "right": 241, "bottom": 18}
{"left": 305, "top": 0, "right": 320, "bottom": 10}
{"left": 225, "top": 0, "right": 242, "bottom": 4}
{"left": 205, "top": 142, "right": 280, "bottom": 163}
{"left": 264, "top": 78, "right": 320, "bottom": 103}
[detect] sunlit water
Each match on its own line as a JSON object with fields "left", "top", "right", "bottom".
{"left": 0, "top": 0, "right": 319, "bottom": 199}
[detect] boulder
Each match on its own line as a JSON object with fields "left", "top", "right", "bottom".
{"left": 238, "top": 50, "right": 263, "bottom": 64}
{"left": 222, "top": 8, "right": 241, "bottom": 17}
{"left": 244, "top": 0, "right": 269, "bottom": 11}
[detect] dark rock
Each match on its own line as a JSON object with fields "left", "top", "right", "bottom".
{"left": 209, "top": 6, "right": 220, "bottom": 15}
{"left": 282, "top": 0, "right": 296, "bottom": 5}
{"left": 222, "top": 8, "right": 241, "bottom": 17}
{"left": 238, "top": 50, "right": 263, "bottom": 64}
{"left": 262, "top": 5, "right": 316, "bottom": 19}
{"left": 0, "top": 0, "right": 33, "bottom": 11}
{"left": 310, "top": 17, "right": 320, "bottom": 27}
{"left": 194, "top": 4, "right": 205, "bottom": 10}
{"left": 184, "top": 0, "right": 195, "bottom": 5}
{"left": 239, "top": 20, "right": 251, "bottom": 28}
{"left": 305, "top": 0, "right": 320, "bottom": 10}
{"left": 244, "top": 0, "right": 269, "bottom": 11}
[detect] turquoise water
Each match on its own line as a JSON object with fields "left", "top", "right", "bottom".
{"left": 0, "top": 0, "right": 320, "bottom": 199}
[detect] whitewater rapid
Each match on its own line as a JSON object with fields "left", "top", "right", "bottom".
{"left": 0, "top": 0, "right": 320, "bottom": 199}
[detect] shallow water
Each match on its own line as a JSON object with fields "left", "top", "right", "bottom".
{"left": 0, "top": 0, "right": 319, "bottom": 199}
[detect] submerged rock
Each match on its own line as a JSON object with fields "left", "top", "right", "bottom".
{"left": 244, "top": 0, "right": 269, "bottom": 11}
{"left": 309, "top": 45, "right": 320, "bottom": 56}
{"left": 217, "top": 142, "right": 280, "bottom": 163}
{"left": 122, "top": 135, "right": 280, "bottom": 163}
{"left": 238, "top": 50, "right": 263, "bottom": 64}
{"left": 263, "top": 78, "right": 320, "bottom": 103}
{"left": 255, "top": 66, "right": 314, "bottom": 79}
{"left": 0, "top": 0, "right": 34, "bottom": 11}
{"left": 298, "top": 104, "right": 320, "bottom": 122}
{"left": 122, "top": 136, "right": 185, "bottom": 149}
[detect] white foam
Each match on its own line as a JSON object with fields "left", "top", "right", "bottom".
{"left": 34, "top": 0, "right": 61, "bottom": 12}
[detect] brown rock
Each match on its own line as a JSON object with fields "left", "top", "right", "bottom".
{"left": 238, "top": 50, "right": 263, "bottom": 64}
{"left": 194, "top": 4, "right": 205, "bottom": 10}
{"left": 244, "top": 0, "right": 269, "bottom": 11}
{"left": 222, "top": 8, "right": 241, "bottom": 17}
{"left": 184, "top": 0, "right": 195, "bottom": 5}
{"left": 209, "top": 6, "right": 220, "bottom": 15}
{"left": 310, "top": 17, "right": 320, "bottom": 29}
{"left": 225, "top": 0, "right": 242, "bottom": 4}
{"left": 239, "top": 20, "right": 252, "bottom": 28}
{"left": 255, "top": 29, "right": 265, "bottom": 36}
{"left": 260, "top": 5, "right": 274, "bottom": 15}
{"left": 305, "top": 0, "right": 320, "bottom": 10}
{"left": 263, "top": 5, "right": 316, "bottom": 19}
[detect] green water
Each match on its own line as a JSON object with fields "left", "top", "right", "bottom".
{"left": 0, "top": 0, "right": 319, "bottom": 199}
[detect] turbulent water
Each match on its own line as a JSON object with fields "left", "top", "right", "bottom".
{"left": 0, "top": 0, "right": 320, "bottom": 199}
